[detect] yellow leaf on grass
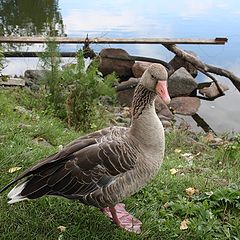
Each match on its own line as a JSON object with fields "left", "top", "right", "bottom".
{"left": 170, "top": 168, "right": 178, "bottom": 175}
{"left": 8, "top": 167, "right": 22, "bottom": 173}
{"left": 180, "top": 219, "right": 189, "bottom": 230}
{"left": 162, "top": 202, "right": 170, "bottom": 209}
{"left": 181, "top": 152, "right": 194, "bottom": 161}
{"left": 185, "top": 187, "right": 199, "bottom": 197}
{"left": 57, "top": 226, "right": 66, "bottom": 233}
{"left": 174, "top": 148, "right": 182, "bottom": 153}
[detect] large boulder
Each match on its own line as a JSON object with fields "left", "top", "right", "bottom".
{"left": 98, "top": 48, "right": 135, "bottom": 80}
{"left": 116, "top": 78, "right": 139, "bottom": 106}
{"left": 169, "top": 97, "right": 200, "bottom": 115}
{"left": 155, "top": 96, "right": 174, "bottom": 120}
{"left": 169, "top": 50, "right": 198, "bottom": 78}
{"left": 199, "top": 82, "right": 229, "bottom": 99}
{"left": 24, "top": 69, "right": 48, "bottom": 91}
{"left": 132, "top": 61, "right": 152, "bottom": 78}
{"left": 24, "top": 70, "right": 47, "bottom": 83}
{"left": 168, "top": 67, "right": 198, "bottom": 97}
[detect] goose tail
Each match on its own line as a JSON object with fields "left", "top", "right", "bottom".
{"left": 7, "top": 180, "right": 29, "bottom": 204}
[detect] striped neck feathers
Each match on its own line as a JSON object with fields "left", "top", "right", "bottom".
{"left": 131, "top": 83, "right": 156, "bottom": 119}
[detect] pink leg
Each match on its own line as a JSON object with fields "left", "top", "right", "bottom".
{"left": 101, "top": 203, "right": 142, "bottom": 234}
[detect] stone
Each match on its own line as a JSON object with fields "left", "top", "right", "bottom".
{"left": 169, "top": 97, "right": 201, "bottom": 115}
{"left": 117, "top": 88, "right": 135, "bottom": 107}
{"left": 113, "top": 107, "right": 131, "bottom": 127}
{"left": 162, "top": 120, "right": 172, "bottom": 128}
{"left": 155, "top": 96, "right": 174, "bottom": 120}
{"left": 0, "top": 77, "right": 25, "bottom": 86}
{"left": 168, "top": 67, "right": 198, "bottom": 97}
{"left": 24, "top": 70, "right": 48, "bottom": 83}
{"left": 199, "top": 82, "right": 229, "bottom": 99}
{"left": 116, "top": 77, "right": 139, "bottom": 92}
{"left": 132, "top": 61, "right": 152, "bottom": 78}
{"left": 116, "top": 78, "right": 139, "bottom": 106}
{"left": 14, "top": 106, "right": 33, "bottom": 116}
{"left": 98, "top": 48, "right": 135, "bottom": 80}
{"left": 169, "top": 50, "right": 198, "bottom": 78}
{"left": 33, "top": 137, "right": 52, "bottom": 147}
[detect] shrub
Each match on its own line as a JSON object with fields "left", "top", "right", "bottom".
{"left": 40, "top": 42, "right": 117, "bottom": 132}
{"left": 39, "top": 41, "right": 66, "bottom": 119}
{"left": 0, "top": 46, "right": 6, "bottom": 74}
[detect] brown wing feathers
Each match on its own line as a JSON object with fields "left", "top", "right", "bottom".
{"left": 0, "top": 126, "right": 139, "bottom": 208}
{"left": 4, "top": 127, "right": 137, "bottom": 207}
{"left": 21, "top": 140, "right": 134, "bottom": 200}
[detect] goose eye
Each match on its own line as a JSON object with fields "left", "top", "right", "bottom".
{"left": 151, "top": 74, "right": 155, "bottom": 79}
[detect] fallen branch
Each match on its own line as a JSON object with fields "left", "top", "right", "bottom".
{"left": 197, "top": 69, "right": 225, "bottom": 96}
{"left": 162, "top": 44, "right": 240, "bottom": 92}
{"left": 100, "top": 54, "right": 174, "bottom": 74}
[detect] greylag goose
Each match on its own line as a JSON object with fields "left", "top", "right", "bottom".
{"left": 0, "top": 63, "right": 170, "bottom": 234}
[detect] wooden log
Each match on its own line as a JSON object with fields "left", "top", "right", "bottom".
{"left": 3, "top": 52, "right": 76, "bottom": 57}
{"left": 162, "top": 44, "right": 240, "bottom": 92}
{"left": 3, "top": 51, "right": 174, "bottom": 74}
{"left": 0, "top": 36, "right": 228, "bottom": 45}
{"left": 192, "top": 113, "right": 215, "bottom": 133}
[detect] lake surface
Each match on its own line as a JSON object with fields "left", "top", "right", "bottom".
{"left": 1, "top": 0, "right": 240, "bottom": 134}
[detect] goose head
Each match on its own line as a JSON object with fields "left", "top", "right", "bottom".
{"left": 140, "top": 63, "right": 171, "bottom": 104}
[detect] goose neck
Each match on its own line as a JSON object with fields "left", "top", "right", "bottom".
{"left": 130, "top": 84, "right": 164, "bottom": 145}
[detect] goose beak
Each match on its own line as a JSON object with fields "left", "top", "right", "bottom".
{"left": 156, "top": 81, "right": 171, "bottom": 105}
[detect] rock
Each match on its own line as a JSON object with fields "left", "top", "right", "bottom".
{"left": 0, "top": 77, "right": 25, "bottom": 87}
{"left": 33, "top": 137, "right": 52, "bottom": 147}
{"left": 132, "top": 61, "right": 152, "bottom": 78}
{"left": 169, "top": 50, "right": 198, "bottom": 78}
{"left": 116, "top": 77, "right": 139, "bottom": 92}
{"left": 121, "top": 107, "right": 131, "bottom": 118}
{"left": 98, "top": 48, "right": 134, "bottom": 80}
{"left": 24, "top": 69, "right": 48, "bottom": 91}
{"left": 24, "top": 70, "right": 48, "bottom": 83}
{"left": 168, "top": 67, "right": 198, "bottom": 97}
{"left": 117, "top": 88, "right": 135, "bottom": 107}
{"left": 169, "top": 97, "right": 200, "bottom": 115}
{"left": 162, "top": 120, "right": 172, "bottom": 128}
{"left": 155, "top": 96, "right": 174, "bottom": 120}
{"left": 113, "top": 106, "right": 131, "bottom": 127}
{"left": 14, "top": 106, "right": 33, "bottom": 116}
{"left": 199, "top": 82, "right": 229, "bottom": 99}
{"left": 116, "top": 78, "right": 139, "bottom": 106}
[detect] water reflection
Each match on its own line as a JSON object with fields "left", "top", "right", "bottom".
{"left": 0, "top": 0, "right": 65, "bottom": 37}
{"left": 0, "top": 0, "right": 239, "bottom": 134}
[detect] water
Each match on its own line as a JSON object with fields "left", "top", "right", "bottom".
{"left": 0, "top": 0, "right": 240, "bottom": 134}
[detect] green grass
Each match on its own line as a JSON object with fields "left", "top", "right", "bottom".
{"left": 0, "top": 88, "right": 240, "bottom": 240}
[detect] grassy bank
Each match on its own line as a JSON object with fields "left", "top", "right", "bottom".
{"left": 0, "top": 88, "right": 239, "bottom": 240}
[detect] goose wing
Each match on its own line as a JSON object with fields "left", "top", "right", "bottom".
{"left": 3, "top": 127, "right": 139, "bottom": 205}
{"left": 0, "top": 127, "right": 115, "bottom": 194}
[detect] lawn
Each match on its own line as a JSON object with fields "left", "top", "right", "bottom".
{"left": 0, "top": 88, "right": 240, "bottom": 240}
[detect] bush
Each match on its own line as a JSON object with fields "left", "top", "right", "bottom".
{"left": 0, "top": 47, "right": 6, "bottom": 74}
{"left": 39, "top": 42, "right": 66, "bottom": 118}
{"left": 40, "top": 42, "right": 117, "bottom": 132}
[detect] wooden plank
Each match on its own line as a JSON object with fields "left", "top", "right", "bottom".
{"left": 3, "top": 52, "right": 76, "bottom": 57}
{"left": 0, "top": 37, "right": 228, "bottom": 45}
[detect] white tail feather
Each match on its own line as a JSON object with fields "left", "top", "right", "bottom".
{"left": 7, "top": 181, "right": 29, "bottom": 204}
